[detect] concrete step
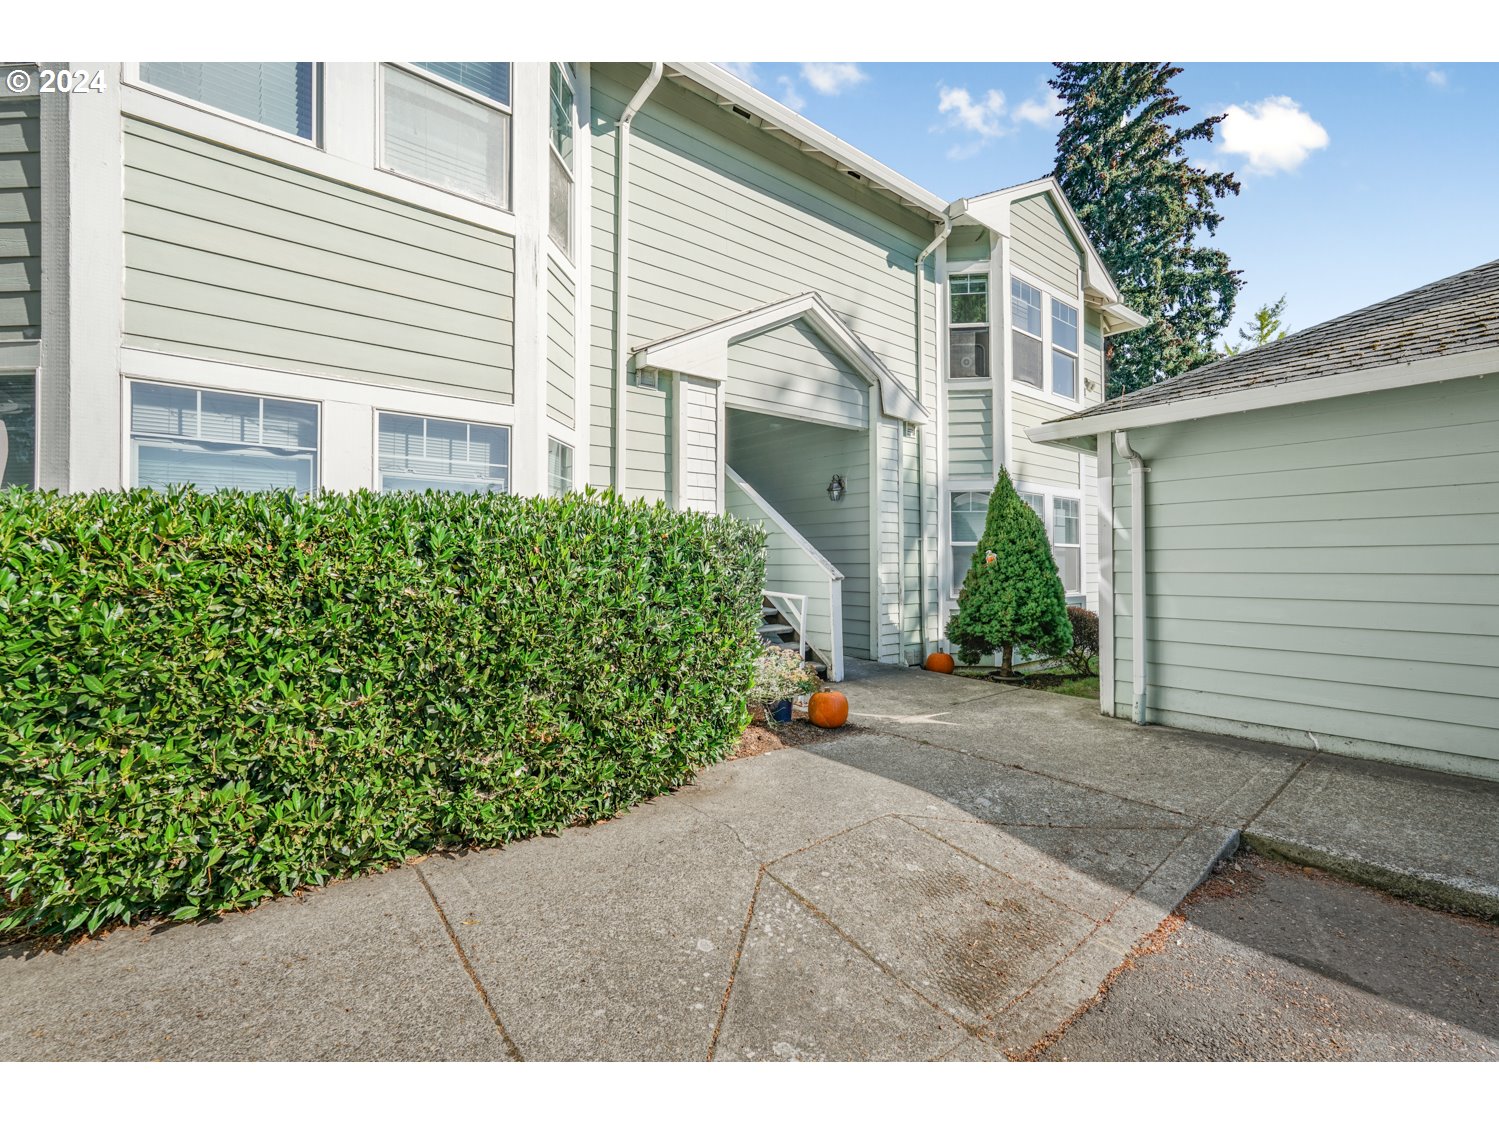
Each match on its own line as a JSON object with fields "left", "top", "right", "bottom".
{"left": 758, "top": 623, "right": 795, "bottom": 637}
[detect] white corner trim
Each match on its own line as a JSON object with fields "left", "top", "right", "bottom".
{"left": 1096, "top": 432, "right": 1114, "bottom": 718}
{"left": 1027, "top": 349, "right": 1499, "bottom": 446}
{"left": 632, "top": 291, "right": 929, "bottom": 424}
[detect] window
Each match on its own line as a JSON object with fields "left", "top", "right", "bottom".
{"left": 139, "top": 63, "right": 317, "bottom": 140}
{"left": 949, "top": 490, "right": 989, "bottom": 596}
{"left": 380, "top": 63, "right": 511, "bottom": 207}
{"left": 949, "top": 274, "right": 989, "bottom": 379}
{"left": 130, "top": 382, "right": 318, "bottom": 494}
{"left": 378, "top": 411, "right": 510, "bottom": 493}
{"left": 1052, "top": 300, "right": 1079, "bottom": 399}
{"left": 549, "top": 64, "right": 575, "bottom": 255}
{"left": 0, "top": 373, "right": 36, "bottom": 489}
{"left": 1018, "top": 487, "right": 1083, "bottom": 597}
{"left": 1010, "top": 278, "right": 1044, "bottom": 388}
{"left": 548, "top": 438, "right": 574, "bottom": 497}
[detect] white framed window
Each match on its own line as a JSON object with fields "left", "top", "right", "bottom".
{"left": 138, "top": 63, "right": 319, "bottom": 142}
{"left": 377, "top": 411, "right": 510, "bottom": 494}
{"left": 948, "top": 489, "right": 990, "bottom": 597}
{"left": 380, "top": 62, "right": 512, "bottom": 209}
{"left": 0, "top": 371, "right": 37, "bottom": 490}
{"left": 1011, "top": 273, "right": 1082, "bottom": 402}
{"left": 129, "top": 381, "right": 319, "bottom": 494}
{"left": 547, "top": 438, "right": 574, "bottom": 497}
{"left": 948, "top": 273, "right": 989, "bottom": 380}
{"left": 548, "top": 63, "right": 576, "bottom": 257}
{"left": 1017, "top": 486, "right": 1084, "bottom": 599}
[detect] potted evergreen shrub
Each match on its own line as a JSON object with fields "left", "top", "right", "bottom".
{"left": 946, "top": 468, "right": 1072, "bottom": 680}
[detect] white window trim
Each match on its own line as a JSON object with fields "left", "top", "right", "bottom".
{"left": 125, "top": 378, "right": 323, "bottom": 493}
{"left": 1009, "top": 266, "right": 1084, "bottom": 408}
{"left": 373, "top": 408, "right": 513, "bottom": 495}
{"left": 1014, "top": 479, "right": 1087, "bottom": 599}
{"left": 125, "top": 62, "right": 323, "bottom": 149}
{"left": 377, "top": 62, "right": 515, "bottom": 214}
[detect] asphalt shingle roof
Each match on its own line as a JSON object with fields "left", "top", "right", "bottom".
{"left": 1059, "top": 257, "right": 1499, "bottom": 423}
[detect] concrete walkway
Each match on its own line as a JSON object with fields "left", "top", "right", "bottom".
{"left": 4, "top": 661, "right": 1496, "bottom": 1061}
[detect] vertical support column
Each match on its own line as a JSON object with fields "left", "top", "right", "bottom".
{"left": 66, "top": 62, "right": 124, "bottom": 492}
{"left": 34, "top": 63, "right": 69, "bottom": 491}
{"left": 509, "top": 62, "right": 550, "bottom": 496}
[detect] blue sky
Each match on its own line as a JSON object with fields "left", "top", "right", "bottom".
{"left": 718, "top": 62, "right": 1499, "bottom": 345}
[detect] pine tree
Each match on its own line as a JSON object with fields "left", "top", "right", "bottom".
{"left": 1222, "top": 295, "right": 1290, "bottom": 355}
{"left": 946, "top": 468, "right": 1072, "bottom": 678}
{"left": 1050, "top": 62, "right": 1243, "bottom": 398}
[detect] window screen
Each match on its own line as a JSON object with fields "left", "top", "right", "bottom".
{"left": 949, "top": 327, "right": 989, "bottom": 379}
{"left": 140, "top": 63, "right": 316, "bottom": 139}
{"left": 378, "top": 411, "right": 510, "bottom": 494}
{"left": 382, "top": 65, "right": 510, "bottom": 206}
{"left": 0, "top": 373, "right": 36, "bottom": 489}
{"left": 131, "top": 382, "right": 318, "bottom": 494}
{"left": 548, "top": 438, "right": 573, "bottom": 497}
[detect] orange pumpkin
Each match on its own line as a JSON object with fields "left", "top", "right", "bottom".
{"left": 807, "top": 689, "right": 848, "bottom": 729}
{"left": 924, "top": 652, "right": 956, "bottom": 674}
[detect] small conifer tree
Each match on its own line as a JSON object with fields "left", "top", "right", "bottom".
{"left": 946, "top": 468, "right": 1072, "bottom": 677}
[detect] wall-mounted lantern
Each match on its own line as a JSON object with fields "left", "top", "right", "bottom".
{"left": 826, "top": 474, "right": 846, "bottom": 502}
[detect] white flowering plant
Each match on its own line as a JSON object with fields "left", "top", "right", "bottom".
{"left": 748, "top": 642, "right": 820, "bottom": 710}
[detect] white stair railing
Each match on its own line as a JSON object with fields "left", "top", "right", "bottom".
{"left": 762, "top": 590, "right": 808, "bottom": 659}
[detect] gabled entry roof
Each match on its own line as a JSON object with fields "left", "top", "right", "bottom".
{"left": 632, "top": 292, "right": 930, "bottom": 425}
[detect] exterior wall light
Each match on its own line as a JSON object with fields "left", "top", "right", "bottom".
{"left": 826, "top": 474, "right": 845, "bottom": 502}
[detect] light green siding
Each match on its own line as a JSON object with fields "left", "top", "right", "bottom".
{"left": 945, "top": 223, "right": 990, "bottom": 264}
{"left": 546, "top": 259, "right": 575, "bottom": 426}
{"left": 1011, "top": 391, "right": 1080, "bottom": 489}
{"left": 1110, "top": 376, "right": 1499, "bottom": 778}
{"left": 624, "top": 371, "right": 672, "bottom": 501}
{"left": 727, "top": 407, "right": 872, "bottom": 659}
{"left": 122, "top": 119, "right": 516, "bottom": 400}
{"left": 679, "top": 375, "right": 718, "bottom": 510}
{"left": 947, "top": 391, "right": 992, "bottom": 476}
{"left": 0, "top": 82, "right": 40, "bottom": 342}
{"left": 726, "top": 320, "right": 868, "bottom": 428}
{"left": 1010, "top": 193, "right": 1081, "bottom": 294}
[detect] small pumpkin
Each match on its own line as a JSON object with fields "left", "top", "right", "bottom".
{"left": 807, "top": 689, "right": 848, "bottom": 729}
{"left": 924, "top": 652, "right": 956, "bottom": 674}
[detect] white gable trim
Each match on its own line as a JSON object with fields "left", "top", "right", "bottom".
{"left": 632, "top": 292, "right": 929, "bottom": 425}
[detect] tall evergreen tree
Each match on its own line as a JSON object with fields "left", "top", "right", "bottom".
{"left": 946, "top": 469, "right": 1071, "bottom": 678}
{"left": 1050, "top": 63, "right": 1243, "bottom": 397}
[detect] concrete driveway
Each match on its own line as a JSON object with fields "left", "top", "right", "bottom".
{"left": 4, "top": 661, "right": 1496, "bottom": 1061}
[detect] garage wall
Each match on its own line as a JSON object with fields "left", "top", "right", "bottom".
{"left": 1110, "top": 374, "right": 1499, "bottom": 779}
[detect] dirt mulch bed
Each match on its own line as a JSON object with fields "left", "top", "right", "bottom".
{"left": 733, "top": 717, "right": 865, "bottom": 758}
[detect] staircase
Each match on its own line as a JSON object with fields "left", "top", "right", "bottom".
{"left": 759, "top": 593, "right": 828, "bottom": 679}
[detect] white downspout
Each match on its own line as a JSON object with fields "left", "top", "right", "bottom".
{"left": 913, "top": 213, "right": 952, "bottom": 660}
{"left": 611, "top": 62, "right": 664, "bottom": 492}
{"left": 1114, "top": 431, "right": 1149, "bottom": 724}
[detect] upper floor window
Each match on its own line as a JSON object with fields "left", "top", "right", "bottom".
{"left": 380, "top": 63, "right": 512, "bottom": 208}
{"left": 548, "top": 64, "right": 576, "bottom": 256}
{"left": 377, "top": 411, "right": 511, "bottom": 494}
{"left": 139, "top": 63, "right": 318, "bottom": 140}
{"left": 949, "top": 274, "right": 989, "bottom": 379}
{"left": 1011, "top": 276, "right": 1080, "bottom": 401}
{"left": 130, "top": 381, "right": 319, "bottom": 494}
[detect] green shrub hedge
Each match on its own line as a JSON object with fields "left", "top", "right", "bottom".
{"left": 0, "top": 487, "right": 766, "bottom": 935}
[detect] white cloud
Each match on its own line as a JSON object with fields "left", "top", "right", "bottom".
{"left": 1012, "top": 89, "right": 1064, "bottom": 129}
{"left": 716, "top": 62, "right": 761, "bottom": 86}
{"left": 800, "top": 62, "right": 868, "bottom": 96}
{"left": 1219, "top": 95, "right": 1329, "bottom": 175}
{"left": 937, "top": 86, "right": 1009, "bottom": 139}
{"left": 776, "top": 76, "right": 806, "bottom": 113}
{"left": 1424, "top": 67, "right": 1449, "bottom": 87}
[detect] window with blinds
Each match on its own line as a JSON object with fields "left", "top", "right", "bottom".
{"left": 548, "top": 64, "right": 576, "bottom": 255}
{"left": 381, "top": 63, "right": 511, "bottom": 207}
{"left": 0, "top": 373, "right": 36, "bottom": 489}
{"left": 139, "top": 63, "right": 317, "bottom": 139}
{"left": 547, "top": 438, "right": 573, "bottom": 498}
{"left": 378, "top": 411, "right": 510, "bottom": 494}
{"left": 1011, "top": 278, "right": 1044, "bottom": 388}
{"left": 130, "top": 382, "right": 318, "bottom": 494}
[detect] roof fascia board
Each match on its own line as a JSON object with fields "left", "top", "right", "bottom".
{"left": 962, "top": 178, "right": 1123, "bottom": 304}
{"left": 1026, "top": 347, "right": 1499, "bottom": 446}
{"left": 668, "top": 63, "right": 948, "bottom": 222}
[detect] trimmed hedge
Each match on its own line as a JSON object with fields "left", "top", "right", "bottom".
{"left": 0, "top": 487, "right": 766, "bottom": 935}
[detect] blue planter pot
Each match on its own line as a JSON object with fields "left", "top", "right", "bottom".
{"left": 770, "top": 699, "right": 793, "bottom": 723}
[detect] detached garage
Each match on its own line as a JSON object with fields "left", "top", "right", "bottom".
{"left": 1028, "top": 259, "right": 1499, "bottom": 781}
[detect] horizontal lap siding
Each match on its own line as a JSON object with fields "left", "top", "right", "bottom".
{"left": 0, "top": 88, "right": 40, "bottom": 341}
{"left": 625, "top": 375, "right": 672, "bottom": 501}
{"left": 546, "top": 260, "right": 575, "bottom": 427}
{"left": 1111, "top": 376, "right": 1499, "bottom": 769}
{"left": 122, "top": 119, "right": 515, "bottom": 400}
{"left": 947, "top": 391, "right": 992, "bottom": 475}
{"left": 726, "top": 320, "right": 867, "bottom": 428}
{"left": 726, "top": 408, "right": 871, "bottom": 658}
{"left": 1010, "top": 194, "right": 1081, "bottom": 294}
{"left": 878, "top": 419, "right": 902, "bottom": 660}
{"left": 680, "top": 377, "right": 717, "bottom": 511}
{"left": 1011, "top": 391, "right": 1080, "bottom": 488}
